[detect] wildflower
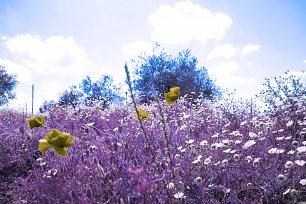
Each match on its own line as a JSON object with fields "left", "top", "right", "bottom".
{"left": 249, "top": 132, "right": 259, "bottom": 139}
{"left": 230, "top": 131, "right": 242, "bottom": 137}
{"left": 240, "top": 121, "right": 247, "bottom": 126}
{"left": 223, "top": 148, "right": 232, "bottom": 153}
{"left": 192, "top": 155, "right": 202, "bottom": 164}
{"left": 292, "top": 141, "right": 299, "bottom": 147}
{"left": 194, "top": 177, "right": 202, "bottom": 183}
{"left": 47, "top": 168, "right": 58, "bottom": 176}
{"left": 27, "top": 116, "right": 46, "bottom": 129}
{"left": 211, "top": 133, "right": 219, "bottom": 138}
{"left": 285, "top": 161, "right": 294, "bottom": 169}
{"left": 211, "top": 144, "right": 217, "bottom": 150}
{"left": 275, "top": 136, "right": 284, "bottom": 141}
{"left": 286, "top": 120, "right": 294, "bottom": 127}
{"left": 277, "top": 174, "right": 286, "bottom": 181}
{"left": 221, "top": 159, "right": 228, "bottom": 166}
{"left": 222, "top": 139, "right": 231, "bottom": 145}
{"left": 85, "top": 122, "right": 95, "bottom": 127}
{"left": 284, "top": 135, "right": 292, "bottom": 140}
{"left": 179, "top": 148, "right": 186, "bottom": 152}
{"left": 174, "top": 191, "right": 184, "bottom": 199}
{"left": 204, "top": 157, "right": 212, "bottom": 165}
{"left": 230, "top": 149, "right": 237, "bottom": 153}
{"left": 268, "top": 148, "right": 285, "bottom": 154}
{"left": 253, "top": 158, "right": 261, "bottom": 166}
{"left": 38, "top": 128, "right": 74, "bottom": 158}
{"left": 283, "top": 188, "right": 291, "bottom": 195}
{"left": 295, "top": 160, "right": 305, "bottom": 166}
{"left": 246, "top": 156, "right": 253, "bottom": 163}
{"left": 36, "top": 158, "right": 46, "bottom": 166}
{"left": 164, "top": 87, "right": 180, "bottom": 106}
{"left": 287, "top": 150, "right": 295, "bottom": 155}
{"left": 297, "top": 146, "right": 306, "bottom": 153}
{"left": 290, "top": 189, "right": 298, "bottom": 195}
{"left": 243, "top": 140, "right": 256, "bottom": 149}
{"left": 134, "top": 108, "right": 150, "bottom": 121}
{"left": 235, "top": 140, "right": 242, "bottom": 144}
{"left": 200, "top": 140, "right": 208, "bottom": 146}
{"left": 299, "top": 178, "right": 306, "bottom": 186}
{"left": 185, "top": 139, "right": 194, "bottom": 144}
{"left": 233, "top": 154, "right": 240, "bottom": 161}
{"left": 167, "top": 182, "right": 175, "bottom": 189}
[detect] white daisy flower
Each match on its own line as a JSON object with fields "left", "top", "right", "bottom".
{"left": 204, "top": 157, "right": 212, "bottom": 165}
{"left": 297, "top": 146, "right": 306, "bottom": 153}
{"left": 299, "top": 178, "right": 306, "bottom": 186}
{"left": 285, "top": 161, "right": 294, "bottom": 169}
{"left": 243, "top": 140, "right": 256, "bottom": 149}
{"left": 295, "top": 160, "right": 305, "bottom": 166}
{"left": 286, "top": 120, "right": 294, "bottom": 127}
{"left": 186, "top": 139, "right": 194, "bottom": 144}
{"left": 174, "top": 192, "right": 184, "bottom": 199}
{"left": 167, "top": 182, "right": 175, "bottom": 189}
{"left": 200, "top": 140, "right": 208, "bottom": 146}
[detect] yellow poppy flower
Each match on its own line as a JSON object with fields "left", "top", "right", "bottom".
{"left": 38, "top": 128, "right": 74, "bottom": 158}
{"left": 27, "top": 116, "right": 46, "bottom": 129}
{"left": 164, "top": 87, "right": 180, "bottom": 106}
{"left": 134, "top": 108, "right": 150, "bottom": 121}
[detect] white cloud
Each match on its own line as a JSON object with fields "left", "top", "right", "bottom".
{"left": 121, "top": 41, "right": 153, "bottom": 58}
{"left": 1, "top": 33, "right": 94, "bottom": 111}
{"left": 303, "top": 59, "right": 306, "bottom": 63}
{"left": 240, "top": 44, "right": 261, "bottom": 56}
{"left": 285, "top": 70, "right": 306, "bottom": 77}
{"left": 0, "top": 58, "right": 32, "bottom": 83}
{"left": 39, "top": 81, "right": 66, "bottom": 103}
{"left": 208, "top": 61, "right": 239, "bottom": 79}
{"left": 208, "top": 43, "right": 236, "bottom": 60}
{"left": 2, "top": 33, "right": 91, "bottom": 75}
{"left": 149, "top": 1, "right": 232, "bottom": 45}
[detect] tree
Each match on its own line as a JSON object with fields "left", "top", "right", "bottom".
{"left": 0, "top": 65, "right": 18, "bottom": 106}
{"left": 80, "top": 75, "right": 123, "bottom": 108}
{"left": 133, "top": 46, "right": 220, "bottom": 103}
{"left": 258, "top": 70, "right": 306, "bottom": 113}
{"left": 55, "top": 75, "right": 123, "bottom": 109}
{"left": 58, "top": 85, "right": 83, "bottom": 109}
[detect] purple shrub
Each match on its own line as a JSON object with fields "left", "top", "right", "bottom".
{"left": 0, "top": 90, "right": 305, "bottom": 203}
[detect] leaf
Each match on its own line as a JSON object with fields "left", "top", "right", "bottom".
{"left": 164, "top": 87, "right": 180, "bottom": 106}
{"left": 134, "top": 108, "right": 150, "bottom": 121}
{"left": 53, "top": 146, "right": 68, "bottom": 158}
{"left": 27, "top": 116, "right": 46, "bottom": 129}
{"left": 45, "top": 129, "right": 74, "bottom": 147}
{"left": 38, "top": 128, "right": 74, "bottom": 158}
{"left": 38, "top": 141, "right": 51, "bottom": 153}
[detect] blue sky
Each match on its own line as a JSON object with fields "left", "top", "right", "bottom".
{"left": 0, "top": 0, "right": 305, "bottom": 112}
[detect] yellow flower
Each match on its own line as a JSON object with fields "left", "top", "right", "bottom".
{"left": 38, "top": 129, "right": 74, "bottom": 158}
{"left": 27, "top": 116, "right": 46, "bottom": 129}
{"left": 164, "top": 87, "right": 180, "bottom": 106}
{"left": 134, "top": 108, "right": 150, "bottom": 121}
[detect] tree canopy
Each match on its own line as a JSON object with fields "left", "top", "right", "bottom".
{"left": 258, "top": 70, "right": 306, "bottom": 113}
{"left": 0, "top": 65, "right": 18, "bottom": 106}
{"left": 54, "top": 75, "right": 122, "bottom": 109}
{"left": 133, "top": 46, "right": 220, "bottom": 103}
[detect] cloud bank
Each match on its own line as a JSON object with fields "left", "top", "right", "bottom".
{"left": 149, "top": 1, "right": 232, "bottom": 45}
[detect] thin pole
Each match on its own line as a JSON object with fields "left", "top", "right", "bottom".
{"left": 32, "top": 84, "right": 34, "bottom": 115}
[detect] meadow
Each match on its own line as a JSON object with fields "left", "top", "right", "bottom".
{"left": 0, "top": 88, "right": 305, "bottom": 204}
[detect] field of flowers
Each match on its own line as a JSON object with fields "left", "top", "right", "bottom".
{"left": 0, "top": 87, "right": 306, "bottom": 203}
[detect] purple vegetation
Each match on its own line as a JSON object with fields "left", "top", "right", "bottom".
{"left": 0, "top": 95, "right": 305, "bottom": 203}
